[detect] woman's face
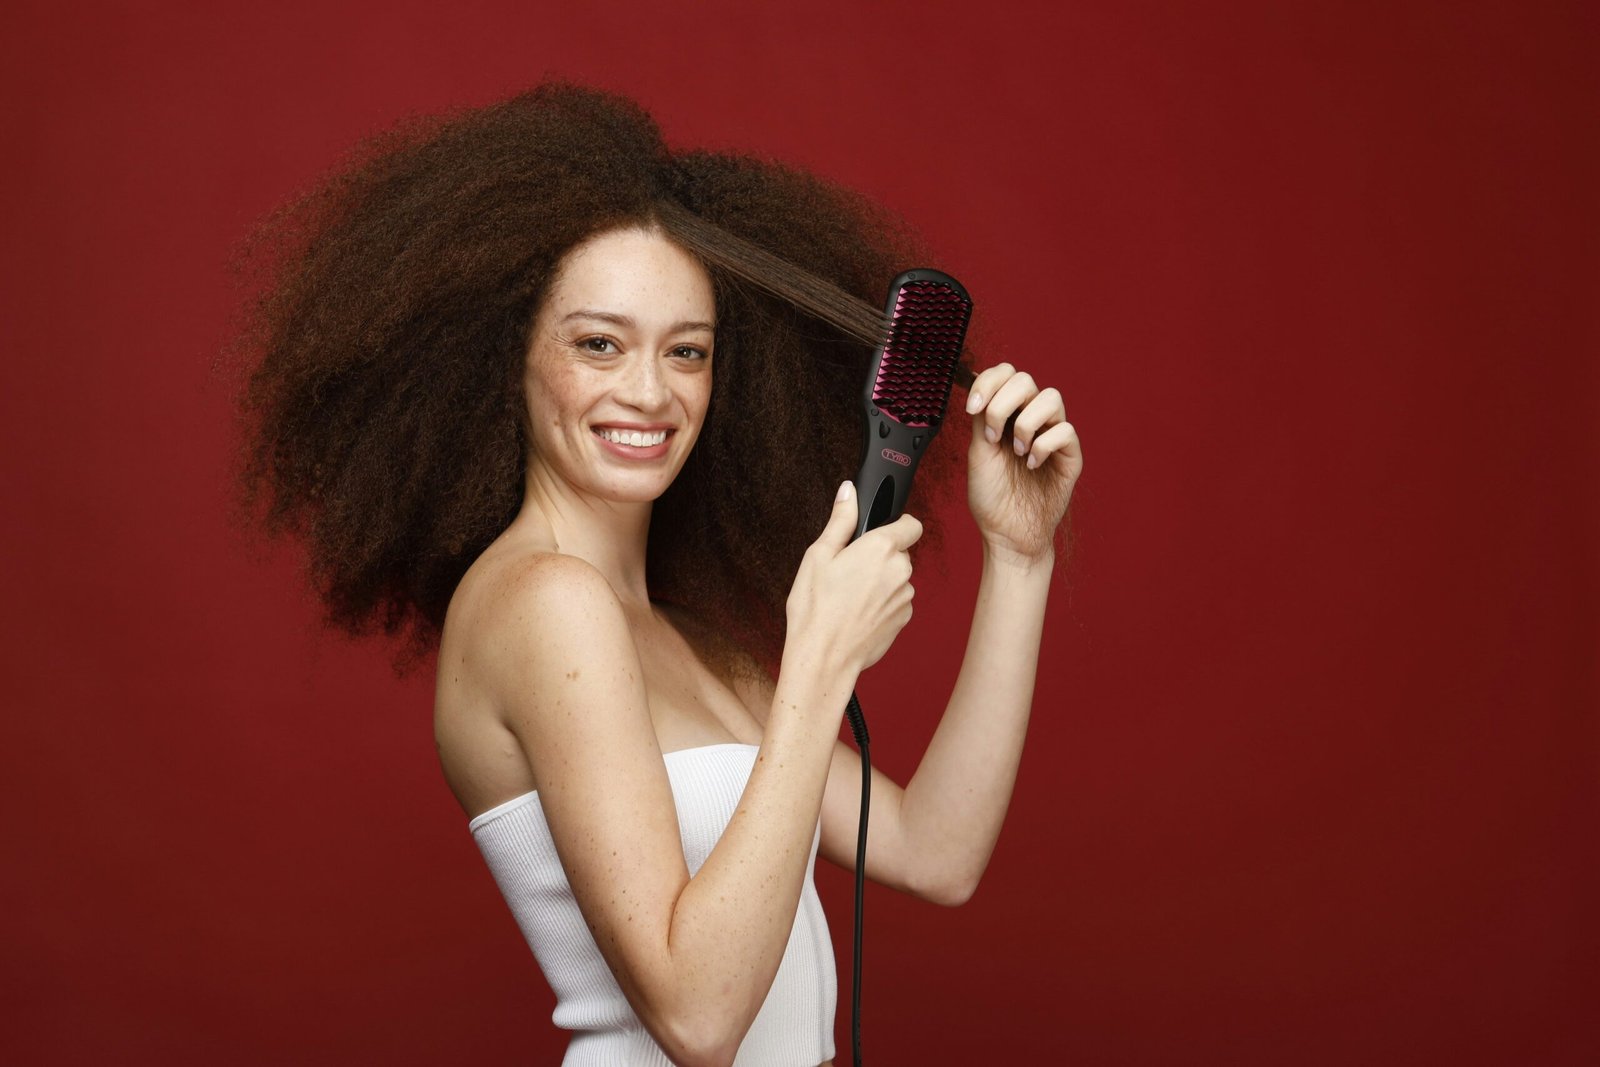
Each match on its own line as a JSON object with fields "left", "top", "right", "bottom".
{"left": 523, "top": 225, "right": 715, "bottom": 503}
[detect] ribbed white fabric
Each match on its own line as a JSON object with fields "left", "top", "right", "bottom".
{"left": 469, "top": 742, "right": 837, "bottom": 1066}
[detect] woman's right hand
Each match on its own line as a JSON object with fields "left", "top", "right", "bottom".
{"left": 785, "top": 480, "right": 923, "bottom": 681}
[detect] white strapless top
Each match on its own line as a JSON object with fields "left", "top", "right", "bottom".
{"left": 468, "top": 743, "right": 836, "bottom": 1065}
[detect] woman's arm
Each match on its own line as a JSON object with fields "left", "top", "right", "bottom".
{"left": 809, "top": 361, "right": 1081, "bottom": 905}
{"left": 755, "top": 545, "right": 1052, "bottom": 907}
{"left": 481, "top": 553, "right": 853, "bottom": 1067}
{"left": 848, "top": 544, "right": 1054, "bottom": 905}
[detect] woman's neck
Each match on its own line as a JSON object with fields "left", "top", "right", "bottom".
{"left": 515, "top": 462, "right": 654, "bottom": 611}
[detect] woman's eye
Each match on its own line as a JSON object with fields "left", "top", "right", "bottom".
{"left": 581, "top": 337, "right": 617, "bottom": 354}
{"left": 672, "top": 345, "right": 709, "bottom": 360}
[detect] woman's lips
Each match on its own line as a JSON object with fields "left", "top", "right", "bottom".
{"left": 592, "top": 427, "right": 672, "bottom": 460}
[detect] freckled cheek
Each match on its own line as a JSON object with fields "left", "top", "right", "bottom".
{"left": 528, "top": 364, "right": 596, "bottom": 442}
{"left": 685, "top": 367, "right": 713, "bottom": 419}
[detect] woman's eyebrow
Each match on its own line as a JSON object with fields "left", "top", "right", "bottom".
{"left": 560, "top": 309, "right": 715, "bottom": 333}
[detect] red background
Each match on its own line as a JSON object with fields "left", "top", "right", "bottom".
{"left": 4, "top": 1, "right": 1595, "bottom": 1063}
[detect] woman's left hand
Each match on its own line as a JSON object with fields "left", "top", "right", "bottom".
{"left": 964, "top": 363, "right": 1083, "bottom": 566}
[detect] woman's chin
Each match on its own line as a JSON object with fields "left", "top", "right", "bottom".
{"left": 592, "top": 469, "right": 683, "bottom": 503}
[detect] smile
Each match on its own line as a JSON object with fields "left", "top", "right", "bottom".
{"left": 591, "top": 427, "right": 673, "bottom": 460}
{"left": 594, "top": 427, "right": 669, "bottom": 447}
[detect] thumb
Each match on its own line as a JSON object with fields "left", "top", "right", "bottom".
{"left": 814, "top": 480, "right": 859, "bottom": 554}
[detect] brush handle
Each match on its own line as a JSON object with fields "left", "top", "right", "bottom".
{"left": 852, "top": 410, "right": 932, "bottom": 540}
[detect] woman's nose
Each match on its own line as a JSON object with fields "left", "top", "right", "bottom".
{"left": 616, "top": 352, "right": 670, "bottom": 410}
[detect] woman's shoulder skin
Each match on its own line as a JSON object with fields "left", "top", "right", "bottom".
{"left": 433, "top": 532, "right": 624, "bottom": 816}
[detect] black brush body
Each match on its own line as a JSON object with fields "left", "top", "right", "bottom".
{"left": 852, "top": 270, "right": 974, "bottom": 538}
{"left": 842, "top": 268, "right": 972, "bottom": 1067}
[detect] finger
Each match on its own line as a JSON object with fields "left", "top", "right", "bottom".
{"left": 876, "top": 512, "right": 924, "bottom": 552}
{"left": 1010, "top": 387, "right": 1066, "bottom": 456}
{"left": 963, "top": 362, "right": 1015, "bottom": 415}
{"left": 983, "top": 371, "right": 1037, "bottom": 444}
{"left": 1025, "top": 421, "right": 1079, "bottom": 470}
{"left": 813, "top": 480, "right": 859, "bottom": 554}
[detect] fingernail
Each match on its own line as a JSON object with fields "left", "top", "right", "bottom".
{"left": 1027, "top": 454, "right": 1039, "bottom": 470}
{"left": 1013, "top": 438, "right": 1026, "bottom": 456}
{"left": 966, "top": 392, "right": 983, "bottom": 414}
{"left": 837, "top": 481, "right": 851, "bottom": 501}
{"left": 985, "top": 426, "right": 998, "bottom": 444}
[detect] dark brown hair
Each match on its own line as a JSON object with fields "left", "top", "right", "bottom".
{"left": 222, "top": 82, "right": 973, "bottom": 680}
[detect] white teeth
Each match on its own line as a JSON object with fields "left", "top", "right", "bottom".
{"left": 597, "top": 428, "right": 667, "bottom": 447}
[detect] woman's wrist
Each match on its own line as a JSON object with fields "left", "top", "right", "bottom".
{"left": 980, "top": 537, "right": 1056, "bottom": 576}
{"left": 776, "top": 628, "right": 859, "bottom": 723}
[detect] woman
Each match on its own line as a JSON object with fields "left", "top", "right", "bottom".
{"left": 229, "top": 83, "right": 1081, "bottom": 1066}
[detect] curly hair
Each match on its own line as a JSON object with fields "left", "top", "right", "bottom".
{"left": 222, "top": 82, "right": 972, "bottom": 681}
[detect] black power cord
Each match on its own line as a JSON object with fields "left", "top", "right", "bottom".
{"left": 844, "top": 691, "right": 870, "bottom": 1067}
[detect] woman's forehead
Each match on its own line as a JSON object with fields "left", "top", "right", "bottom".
{"left": 544, "top": 227, "right": 714, "bottom": 326}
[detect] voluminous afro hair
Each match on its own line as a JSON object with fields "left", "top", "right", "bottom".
{"left": 223, "top": 82, "right": 968, "bottom": 679}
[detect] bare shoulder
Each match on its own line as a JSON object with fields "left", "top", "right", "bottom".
{"left": 435, "top": 545, "right": 646, "bottom": 813}
{"left": 447, "top": 548, "right": 635, "bottom": 712}
{"left": 469, "top": 550, "right": 620, "bottom": 636}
